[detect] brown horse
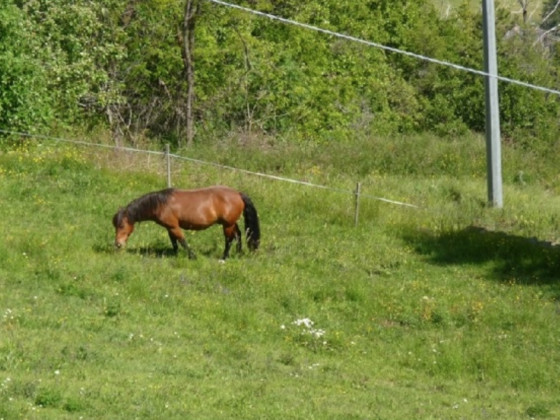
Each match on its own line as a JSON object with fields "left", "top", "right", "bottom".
{"left": 112, "top": 186, "right": 260, "bottom": 260}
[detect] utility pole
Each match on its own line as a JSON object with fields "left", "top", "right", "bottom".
{"left": 482, "top": 0, "right": 503, "bottom": 208}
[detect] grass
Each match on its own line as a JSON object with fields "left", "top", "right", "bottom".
{"left": 1, "top": 133, "right": 560, "bottom": 419}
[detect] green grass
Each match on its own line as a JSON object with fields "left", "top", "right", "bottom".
{"left": 1, "top": 135, "right": 560, "bottom": 419}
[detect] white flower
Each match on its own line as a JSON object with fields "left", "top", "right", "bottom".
{"left": 292, "top": 318, "right": 327, "bottom": 340}
{"left": 312, "top": 328, "right": 325, "bottom": 338}
{"left": 293, "top": 318, "right": 314, "bottom": 328}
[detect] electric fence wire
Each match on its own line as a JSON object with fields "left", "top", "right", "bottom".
{"left": 0, "top": 129, "right": 419, "bottom": 208}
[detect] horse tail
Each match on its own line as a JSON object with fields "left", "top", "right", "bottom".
{"left": 240, "top": 193, "right": 260, "bottom": 251}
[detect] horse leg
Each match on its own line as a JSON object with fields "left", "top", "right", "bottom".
{"left": 168, "top": 227, "right": 196, "bottom": 259}
{"left": 167, "top": 231, "right": 179, "bottom": 254}
{"left": 222, "top": 224, "right": 241, "bottom": 260}
{"left": 235, "top": 223, "right": 242, "bottom": 253}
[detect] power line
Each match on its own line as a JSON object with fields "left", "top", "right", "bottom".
{"left": 206, "top": 0, "right": 560, "bottom": 97}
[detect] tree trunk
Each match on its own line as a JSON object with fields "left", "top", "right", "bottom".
{"left": 182, "top": 0, "right": 199, "bottom": 147}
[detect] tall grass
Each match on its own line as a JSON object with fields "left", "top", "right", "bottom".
{"left": 1, "top": 134, "right": 559, "bottom": 419}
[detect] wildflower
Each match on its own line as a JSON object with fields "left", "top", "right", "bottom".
{"left": 292, "top": 318, "right": 326, "bottom": 340}
{"left": 293, "top": 318, "right": 314, "bottom": 329}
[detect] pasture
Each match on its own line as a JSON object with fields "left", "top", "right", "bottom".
{"left": 1, "top": 135, "right": 560, "bottom": 419}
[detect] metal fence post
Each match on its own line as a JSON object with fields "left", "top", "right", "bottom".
{"left": 165, "top": 144, "right": 172, "bottom": 188}
{"left": 354, "top": 182, "right": 361, "bottom": 227}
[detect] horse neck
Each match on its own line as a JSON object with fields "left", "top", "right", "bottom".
{"left": 127, "top": 193, "right": 166, "bottom": 224}
{"left": 127, "top": 205, "right": 156, "bottom": 224}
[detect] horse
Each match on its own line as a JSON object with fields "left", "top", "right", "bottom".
{"left": 112, "top": 186, "right": 260, "bottom": 260}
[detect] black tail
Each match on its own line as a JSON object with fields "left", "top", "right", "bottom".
{"left": 240, "top": 193, "right": 260, "bottom": 251}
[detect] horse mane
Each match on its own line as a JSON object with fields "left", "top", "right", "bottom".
{"left": 123, "top": 188, "right": 175, "bottom": 224}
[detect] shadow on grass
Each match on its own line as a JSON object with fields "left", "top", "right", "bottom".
{"left": 403, "top": 226, "right": 560, "bottom": 290}
{"left": 93, "top": 243, "right": 187, "bottom": 258}
{"left": 93, "top": 241, "right": 251, "bottom": 262}
{"left": 132, "top": 245, "right": 229, "bottom": 259}
{"left": 132, "top": 246, "right": 181, "bottom": 258}
{"left": 93, "top": 242, "right": 222, "bottom": 259}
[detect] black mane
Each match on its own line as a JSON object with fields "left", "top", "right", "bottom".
{"left": 120, "top": 188, "right": 174, "bottom": 224}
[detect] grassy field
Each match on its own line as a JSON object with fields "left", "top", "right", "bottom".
{"left": 1, "top": 133, "right": 560, "bottom": 419}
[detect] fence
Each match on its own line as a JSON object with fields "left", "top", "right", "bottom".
{"left": 1, "top": 129, "right": 419, "bottom": 226}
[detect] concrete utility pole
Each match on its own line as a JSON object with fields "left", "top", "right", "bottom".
{"left": 482, "top": 0, "right": 503, "bottom": 208}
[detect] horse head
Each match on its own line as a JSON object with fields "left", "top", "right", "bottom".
{"left": 112, "top": 208, "right": 134, "bottom": 249}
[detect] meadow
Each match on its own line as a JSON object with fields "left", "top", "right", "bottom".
{"left": 1, "top": 133, "right": 560, "bottom": 419}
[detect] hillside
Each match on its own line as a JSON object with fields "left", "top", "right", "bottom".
{"left": 1, "top": 137, "right": 559, "bottom": 418}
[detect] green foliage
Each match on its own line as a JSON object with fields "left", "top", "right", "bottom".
{"left": 541, "top": 0, "right": 560, "bottom": 29}
{"left": 1, "top": 0, "right": 559, "bottom": 150}
{"left": 194, "top": 0, "right": 427, "bottom": 139}
{"left": 0, "top": 2, "right": 52, "bottom": 130}
{"left": 117, "top": 0, "right": 185, "bottom": 137}
{"left": 412, "top": 3, "right": 486, "bottom": 135}
{"left": 22, "top": 0, "right": 126, "bottom": 125}
{"left": 0, "top": 0, "right": 126, "bottom": 133}
{"left": 497, "top": 20, "right": 560, "bottom": 151}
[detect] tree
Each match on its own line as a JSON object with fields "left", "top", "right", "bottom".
{"left": 0, "top": 3, "right": 52, "bottom": 131}
{"left": 181, "top": 0, "right": 200, "bottom": 147}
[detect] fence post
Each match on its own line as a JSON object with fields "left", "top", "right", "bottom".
{"left": 165, "top": 143, "right": 172, "bottom": 188}
{"left": 354, "top": 182, "right": 361, "bottom": 227}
